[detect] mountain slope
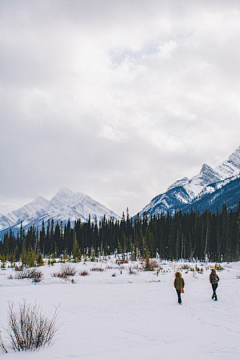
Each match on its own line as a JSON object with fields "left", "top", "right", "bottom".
{"left": 134, "top": 145, "right": 240, "bottom": 218}
{"left": 0, "top": 188, "right": 120, "bottom": 235}
{"left": 182, "top": 175, "right": 240, "bottom": 214}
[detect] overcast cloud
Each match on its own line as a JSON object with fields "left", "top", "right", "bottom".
{"left": 1, "top": 0, "right": 240, "bottom": 216}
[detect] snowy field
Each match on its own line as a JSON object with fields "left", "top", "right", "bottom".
{"left": 1, "top": 258, "right": 240, "bottom": 360}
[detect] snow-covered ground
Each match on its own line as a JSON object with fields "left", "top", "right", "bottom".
{"left": 1, "top": 258, "right": 240, "bottom": 360}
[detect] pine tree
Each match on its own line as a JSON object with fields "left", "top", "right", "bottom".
{"left": 221, "top": 204, "right": 230, "bottom": 261}
{"left": 40, "top": 220, "right": 46, "bottom": 255}
{"left": 26, "top": 250, "right": 36, "bottom": 267}
{"left": 72, "top": 233, "right": 79, "bottom": 261}
{"left": 237, "top": 212, "right": 240, "bottom": 242}
{"left": 14, "top": 245, "right": 20, "bottom": 262}
{"left": 37, "top": 253, "right": 44, "bottom": 266}
{"left": 3, "top": 233, "right": 9, "bottom": 260}
{"left": 21, "top": 239, "right": 27, "bottom": 266}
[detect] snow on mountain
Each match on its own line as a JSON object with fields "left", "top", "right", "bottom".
{"left": 0, "top": 188, "right": 120, "bottom": 235}
{"left": 135, "top": 145, "right": 240, "bottom": 218}
{"left": 182, "top": 146, "right": 240, "bottom": 198}
{"left": 167, "top": 177, "right": 189, "bottom": 191}
{"left": 191, "top": 174, "right": 240, "bottom": 202}
{"left": 182, "top": 175, "right": 240, "bottom": 214}
{"left": 185, "top": 164, "right": 222, "bottom": 196}
{"left": 215, "top": 145, "right": 240, "bottom": 178}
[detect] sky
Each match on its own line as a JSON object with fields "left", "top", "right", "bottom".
{"left": 1, "top": 0, "right": 240, "bottom": 217}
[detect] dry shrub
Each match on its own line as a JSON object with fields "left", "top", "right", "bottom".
{"left": 143, "top": 258, "right": 157, "bottom": 271}
{"left": 52, "top": 264, "right": 76, "bottom": 278}
{"left": 15, "top": 265, "right": 24, "bottom": 272}
{"left": 119, "top": 259, "right": 128, "bottom": 264}
{"left": 105, "top": 265, "right": 118, "bottom": 269}
{"left": 51, "top": 272, "right": 68, "bottom": 279}
{"left": 8, "top": 275, "right": 14, "bottom": 280}
{"left": 90, "top": 267, "right": 104, "bottom": 272}
{"left": 5, "top": 300, "right": 59, "bottom": 352}
{"left": 60, "top": 264, "right": 77, "bottom": 276}
{"left": 116, "top": 259, "right": 128, "bottom": 265}
{"left": 79, "top": 270, "right": 89, "bottom": 276}
{"left": 14, "top": 268, "right": 43, "bottom": 283}
{"left": 112, "top": 273, "right": 116, "bottom": 277}
{"left": 128, "top": 266, "right": 137, "bottom": 275}
{"left": 181, "top": 264, "right": 190, "bottom": 270}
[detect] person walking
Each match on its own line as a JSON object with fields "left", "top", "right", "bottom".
{"left": 174, "top": 272, "right": 185, "bottom": 304}
{"left": 209, "top": 268, "right": 219, "bottom": 301}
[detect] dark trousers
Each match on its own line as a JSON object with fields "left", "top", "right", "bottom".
{"left": 176, "top": 290, "right": 182, "bottom": 303}
{"left": 212, "top": 283, "right": 218, "bottom": 299}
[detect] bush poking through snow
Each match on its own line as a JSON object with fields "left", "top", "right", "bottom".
{"left": 51, "top": 272, "right": 68, "bottom": 279}
{"left": 79, "top": 270, "right": 89, "bottom": 276}
{"left": 5, "top": 300, "right": 59, "bottom": 352}
{"left": 143, "top": 257, "right": 157, "bottom": 271}
{"left": 128, "top": 266, "right": 137, "bottom": 275}
{"left": 48, "top": 259, "right": 56, "bottom": 266}
{"left": 192, "top": 264, "right": 204, "bottom": 273}
{"left": 14, "top": 268, "right": 43, "bottom": 282}
{"left": 181, "top": 264, "right": 190, "bottom": 270}
{"left": 60, "top": 264, "right": 77, "bottom": 276}
{"left": 90, "top": 267, "right": 104, "bottom": 272}
{"left": 118, "top": 259, "right": 128, "bottom": 264}
{"left": 14, "top": 264, "right": 24, "bottom": 272}
{"left": 105, "top": 265, "right": 118, "bottom": 269}
{"left": 51, "top": 264, "right": 77, "bottom": 278}
{"left": 215, "top": 263, "right": 224, "bottom": 271}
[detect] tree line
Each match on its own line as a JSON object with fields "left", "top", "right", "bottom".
{"left": 1, "top": 203, "right": 240, "bottom": 264}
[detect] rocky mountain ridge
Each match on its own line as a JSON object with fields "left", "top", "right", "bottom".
{"left": 135, "top": 145, "right": 240, "bottom": 218}
{"left": 0, "top": 188, "right": 120, "bottom": 235}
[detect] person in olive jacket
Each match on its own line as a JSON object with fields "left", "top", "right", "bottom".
{"left": 174, "top": 272, "right": 185, "bottom": 304}
{"left": 209, "top": 268, "right": 219, "bottom": 301}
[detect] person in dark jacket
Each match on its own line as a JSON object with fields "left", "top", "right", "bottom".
{"left": 209, "top": 268, "right": 219, "bottom": 301}
{"left": 174, "top": 272, "right": 185, "bottom": 304}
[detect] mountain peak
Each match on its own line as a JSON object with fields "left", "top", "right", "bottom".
{"left": 226, "top": 145, "right": 240, "bottom": 169}
{"left": 56, "top": 188, "right": 75, "bottom": 197}
{"left": 167, "top": 177, "right": 189, "bottom": 191}
{"left": 200, "top": 164, "right": 213, "bottom": 174}
{"left": 215, "top": 145, "right": 240, "bottom": 178}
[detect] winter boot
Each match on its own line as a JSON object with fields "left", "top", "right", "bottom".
{"left": 214, "top": 295, "right": 218, "bottom": 301}
{"left": 212, "top": 294, "right": 215, "bottom": 300}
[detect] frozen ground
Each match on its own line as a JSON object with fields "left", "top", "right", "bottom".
{"left": 1, "top": 258, "right": 240, "bottom": 360}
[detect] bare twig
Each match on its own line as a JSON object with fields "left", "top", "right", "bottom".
{"left": 0, "top": 332, "right": 8, "bottom": 353}
{"left": 5, "top": 300, "right": 59, "bottom": 351}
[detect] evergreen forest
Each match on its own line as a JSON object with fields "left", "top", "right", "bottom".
{"left": 1, "top": 203, "right": 240, "bottom": 264}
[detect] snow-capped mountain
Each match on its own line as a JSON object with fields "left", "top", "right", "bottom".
{"left": 181, "top": 175, "right": 240, "bottom": 214}
{"left": 0, "top": 188, "right": 120, "bottom": 235}
{"left": 135, "top": 145, "right": 240, "bottom": 218}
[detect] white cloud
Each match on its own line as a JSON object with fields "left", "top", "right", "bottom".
{"left": 157, "top": 40, "right": 178, "bottom": 60}
{"left": 1, "top": 0, "right": 240, "bottom": 216}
